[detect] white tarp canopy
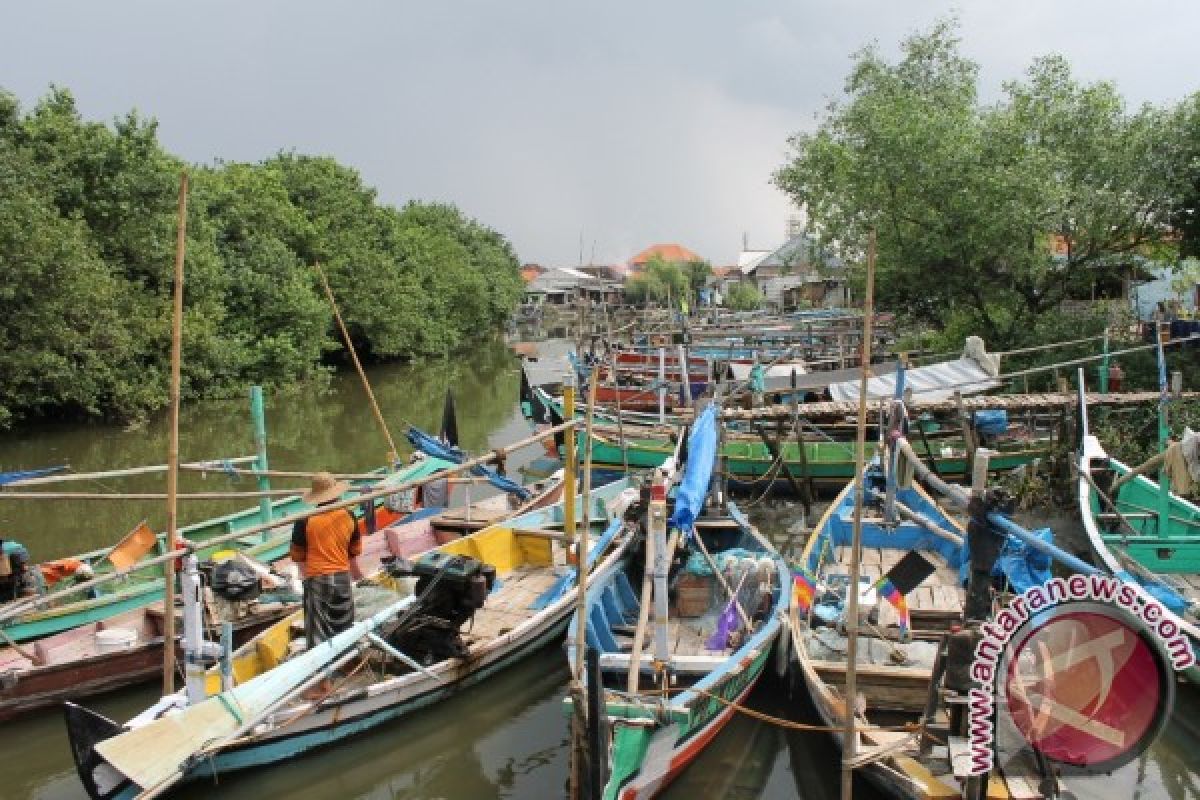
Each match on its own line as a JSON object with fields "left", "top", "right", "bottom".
{"left": 827, "top": 337, "right": 1000, "bottom": 403}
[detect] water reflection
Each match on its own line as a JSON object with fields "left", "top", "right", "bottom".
{"left": 0, "top": 337, "right": 521, "bottom": 560}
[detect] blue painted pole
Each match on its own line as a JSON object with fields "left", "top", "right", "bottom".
{"left": 250, "top": 386, "right": 273, "bottom": 529}
{"left": 986, "top": 512, "right": 1100, "bottom": 576}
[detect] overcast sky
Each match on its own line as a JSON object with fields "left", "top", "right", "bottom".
{"left": 3, "top": 2, "right": 1196, "bottom": 267}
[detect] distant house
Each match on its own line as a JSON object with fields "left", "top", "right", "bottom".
{"left": 520, "top": 263, "right": 546, "bottom": 284}
{"left": 522, "top": 267, "right": 624, "bottom": 307}
{"left": 628, "top": 243, "right": 705, "bottom": 272}
{"left": 741, "top": 233, "right": 848, "bottom": 310}
{"left": 1129, "top": 259, "right": 1200, "bottom": 320}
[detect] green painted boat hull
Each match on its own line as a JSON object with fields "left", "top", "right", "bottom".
{"left": 1080, "top": 436, "right": 1200, "bottom": 684}
{"left": 572, "top": 431, "right": 1043, "bottom": 485}
{"left": 2, "top": 458, "right": 453, "bottom": 642}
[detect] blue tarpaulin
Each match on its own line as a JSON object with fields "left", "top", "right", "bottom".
{"left": 959, "top": 526, "right": 1053, "bottom": 592}
{"left": 0, "top": 466, "right": 67, "bottom": 486}
{"left": 668, "top": 404, "right": 718, "bottom": 537}
{"left": 973, "top": 410, "right": 1009, "bottom": 436}
{"left": 405, "top": 427, "right": 531, "bottom": 502}
{"left": 1117, "top": 570, "right": 1190, "bottom": 614}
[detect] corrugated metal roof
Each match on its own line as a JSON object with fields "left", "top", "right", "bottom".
{"left": 827, "top": 358, "right": 999, "bottom": 403}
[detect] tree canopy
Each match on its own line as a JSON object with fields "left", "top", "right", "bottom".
{"left": 624, "top": 254, "right": 710, "bottom": 307}
{"left": 0, "top": 87, "right": 522, "bottom": 428}
{"left": 774, "top": 20, "right": 1191, "bottom": 347}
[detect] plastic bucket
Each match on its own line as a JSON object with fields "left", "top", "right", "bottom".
{"left": 94, "top": 628, "right": 138, "bottom": 653}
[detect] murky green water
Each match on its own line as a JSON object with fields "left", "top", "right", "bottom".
{"left": 1, "top": 336, "right": 1198, "bottom": 799}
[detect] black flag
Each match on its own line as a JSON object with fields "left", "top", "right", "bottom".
{"left": 440, "top": 389, "right": 460, "bottom": 448}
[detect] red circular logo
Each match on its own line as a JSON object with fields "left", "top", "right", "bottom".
{"left": 1002, "top": 607, "right": 1171, "bottom": 771}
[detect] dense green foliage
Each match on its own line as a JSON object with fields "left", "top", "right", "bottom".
{"left": 724, "top": 282, "right": 762, "bottom": 311}
{"left": 774, "top": 20, "right": 1192, "bottom": 349}
{"left": 1175, "top": 94, "right": 1200, "bottom": 259}
{"left": 0, "top": 88, "right": 522, "bottom": 428}
{"left": 624, "top": 255, "right": 710, "bottom": 307}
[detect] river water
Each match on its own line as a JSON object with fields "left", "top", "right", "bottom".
{"left": 0, "top": 336, "right": 1197, "bottom": 799}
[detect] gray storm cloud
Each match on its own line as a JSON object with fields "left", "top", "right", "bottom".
{"left": 2, "top": 1, "right": 1194, "bottom": 267}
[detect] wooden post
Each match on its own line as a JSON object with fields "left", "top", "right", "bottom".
{"left": 657, "top": 347, "right": 666, "bottom": 424}
{"left": 249, "top": 386, "right": 273, "bottom": 535}
{"left": 955, "top": 390, "right": 977, "bottom": 477}
{"left": 564, "top": 373, "right": 577, "bottom": 546}
{"left": 842, "top": 229, "right": 876, "bottom": 800}
{"left": 314, "top": 261, "right": 400, "bottom": 467}
{"left": 575, "top": 376, "right": 598, "bottom": 679}
{"left": 608, "top": 344, "right": 631, "bottom": 474}
{"left": 1099, "top": 327, "right": 1111, "bottom": 393}
{"left": 677, "top": 344, "right": 692, "bottom": 407}
{"left": 162, "top": 171, "right": 188, "bottom": 696}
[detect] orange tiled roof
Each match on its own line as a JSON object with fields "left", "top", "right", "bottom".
{"left": 628, "top": 243, "right": 703, "bottom": 267}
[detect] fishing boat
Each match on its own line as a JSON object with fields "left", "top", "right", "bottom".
{"left": 0, "top": 456, "right": 455, "bottom": 644}
{"left": 0, "top": 579, "right": 294, "bottom": 722}
{"left": 1077, "top": 433, "right": 1200, "bottom": 680}
{"left": 790, "top": 466, "right": 973, "bottom": 799}
{"left": 583, "top": 425, "right": 1041, "bottom": 488}
{"left": 0, "top": 464, "right": 556, "bottom": 720}
{"left": 65, "top": 475, "right": 639, "bottom": 799}
{"left": 564, "top": 405, "right": 790, "bottom": 798}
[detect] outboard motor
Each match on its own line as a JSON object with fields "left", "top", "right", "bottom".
{"left": 384, "top": 551, "right": 495, "bottom": 665}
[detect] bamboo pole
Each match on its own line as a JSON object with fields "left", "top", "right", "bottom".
{"left": 314, "top": 261, "right": 400, "bottom": 466}
{"left": 0, "top": 489, "right": 322, "bottom": 501}
{"left": 249, "top": 386, "right": 273, "bottom": 527}
{"left": 842, "top": 230, "right": 876, "bottom": 800}
{"left": 0, "top": 421, "right": 576, "bottom": 625}
{"left": 0, "top": 456, "right": 260, "bottom": 487}
{"left": 564, "top": 373, "right": 577, "bottom": 546}
{"left": 575, "top": 376, "right": 598, "bottom": 680}
{"left": 163, "top": 171, "right": 188, "bottom": 695}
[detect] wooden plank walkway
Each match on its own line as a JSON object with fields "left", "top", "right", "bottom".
{"left": 705, "top": 391, "right": 1198, "bottom": 421}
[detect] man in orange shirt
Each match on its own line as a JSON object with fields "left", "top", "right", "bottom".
{"left": 290, "top": 472, "right": 360, "bottom": 649}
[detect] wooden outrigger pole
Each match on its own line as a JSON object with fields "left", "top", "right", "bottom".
{"left": 162, "top": 171, "right": 189, "bottom": 695}
{"left": 314, "top": 261, "right": 401, "bottom": 467}
{"left": 841, "top": 230, "right": 876, "bottom": 800}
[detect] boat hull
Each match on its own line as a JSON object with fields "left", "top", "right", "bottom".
{"left": 3, "top": 460, "right": 449, "bottom": 643}
{"left": 97, "top": 541, "right": 629, "bottom": 798}
{"left": 1077, "top": 435, "right": 1200, "bottom": 684}
{"left": 575, "top": 433, "right": 1041, "bottom": 486}
{"left": 0, "top": 608, "right": 287, "bottom": 721}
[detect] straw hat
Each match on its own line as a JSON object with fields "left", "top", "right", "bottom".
{"left": 303, "top": 472, "right": 350, "bottom": 505}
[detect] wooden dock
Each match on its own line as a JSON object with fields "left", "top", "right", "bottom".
{"left": 706, "top": 391, "right": 1194, "bottom": 421}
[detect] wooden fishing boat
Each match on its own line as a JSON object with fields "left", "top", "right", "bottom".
{"left": 579, "top": 425, "right": 1043, "bottom": 488}
{"left": 0, "top": 590, "right": 292, "bottom": 722}
{"left": 789, "top": 471, "right": 974, "bottom": 800}
{"left": 568, "top": 503, "right": 788, "bottom": 799}
{"left": 0, "top": 469, "right": 560, "bottom": 720}
{"left": 594, "top": 383, "right": 708, "bottom": 412}
{"left": 526, "top": 386, "right": 1048, "bottom": 487}
{"left": 66, "top": 476, "right": 639, "bottom": 799}
{"left": 564, "top": 406, "right": 790, "bottom": 799}
{"left": 1078, "top": 434, "right": 1200, "bottom": 680}
{"left": 0, "top": 457, "right": 455, "bottom": 643}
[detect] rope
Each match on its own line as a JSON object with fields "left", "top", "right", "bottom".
{"left": 612, "top": 683, "right": 924, "bottom": 735}
{"left": 997, "top": 333, "right": 1106, "bottom": 357}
